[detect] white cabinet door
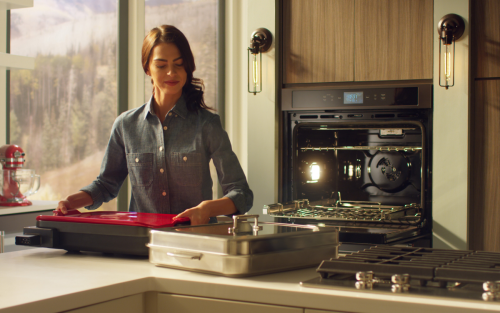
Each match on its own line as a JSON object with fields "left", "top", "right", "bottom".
{"left": 305, "top": 309, "right": 347, "bottom": 313}
{"left": 158, "top": 294, "right": 303, "bottom": 313}
{"left": 65, "top": 294, "right": 143, "bottom": 313}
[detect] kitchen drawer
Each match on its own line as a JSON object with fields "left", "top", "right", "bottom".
{"left": 158, "top": 294, "right": 302, "bottom": 313}
{"left": 65, "top": 294, "right": 143, "bottom": 313}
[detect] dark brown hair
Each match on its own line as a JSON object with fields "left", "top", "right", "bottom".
{"left": 142, "top": 25, "right": 211, "bottom": 112}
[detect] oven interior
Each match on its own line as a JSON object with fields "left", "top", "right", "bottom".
{"left": 292, "top": 121, "right": 424, "bottom": 207}
{"left": 272, "top": 112, "right": 432, "bottom": 247}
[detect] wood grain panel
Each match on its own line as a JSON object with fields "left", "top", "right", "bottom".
{"left": 470, "top": 80, "right": 500, "bottom": 251}
{"left": 474, "top": 0, "right": 500, "bottom": 78}
{"left": 354, "top": 0, "right": 433, "bottom": 81}
{"left": 283, "top": 0, "right": 355, "bottom": 84}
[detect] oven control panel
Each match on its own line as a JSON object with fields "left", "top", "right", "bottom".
{"left": 282, "top": 85, "right": 432, "bottom": 110}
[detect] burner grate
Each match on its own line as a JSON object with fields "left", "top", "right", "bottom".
{"left": 317, "top": 246, "right": 500, "bottom": 284}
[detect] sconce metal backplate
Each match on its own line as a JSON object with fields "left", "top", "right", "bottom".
{"left": 437, "top": 14, "right": 465, "bottom": 42}
{"left": 250, "top": 28, "right": 273, "bottom": 53}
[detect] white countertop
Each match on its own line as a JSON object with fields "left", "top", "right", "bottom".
{"left": 1, "top": 248, "right": 500, "bottom": 313}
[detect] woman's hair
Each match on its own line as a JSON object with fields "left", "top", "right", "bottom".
{"left": 142, "top": 25, "right": 211, "bottom": 111}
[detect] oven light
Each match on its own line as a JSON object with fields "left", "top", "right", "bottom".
{"left": 309, "top": 163, "right": 320, "bottom": 182}
{"left": 348, "top": 165, "right": 354, "bottom": 178}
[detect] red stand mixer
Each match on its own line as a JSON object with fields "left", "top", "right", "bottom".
{"left": 0, "top": 145, "right": 40, "bottom": 206}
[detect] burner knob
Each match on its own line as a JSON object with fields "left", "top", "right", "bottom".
{"left": 483, "top": 281, "right": 500, "bottom": 292}
{"left": 355, "top": 281, "right": 365, "bottom": 290}
{"left": 356, "top": 271, "right": 374, "bottom": 281}
{"left": 355, "top": 280, "right": 374, "bottom": 290}
{"left": 391, "top": 274, "right": 411, "bottom": 293}
{"left": 392, "top": 284, "right": 402, "bottom": 293}
{"left": 391, "top": 274, "right": 410, "bottom": 284}
{"left": 483, "top": 292, "right": 497, "bottom": 301}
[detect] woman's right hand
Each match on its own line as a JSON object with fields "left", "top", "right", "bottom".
{"left": 55, "top": 191, "right": 93, "bottom": 215}
{"left": 55, "top": 200, "right": 72, "bottom": 215}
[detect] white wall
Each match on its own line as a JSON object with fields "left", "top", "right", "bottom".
{"left": 225, "top": 0, "right": 277, "bottom": 220}
{"left": 432, "top": 0, "right": 469, "bottom": 249}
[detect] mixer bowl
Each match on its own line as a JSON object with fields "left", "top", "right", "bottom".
{"left": 0, "top": 169, "right": 40, "bottom": 201}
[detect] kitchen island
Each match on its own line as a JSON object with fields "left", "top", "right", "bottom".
{"left": 0, "top": 248, "right": 499, "bottom": 313}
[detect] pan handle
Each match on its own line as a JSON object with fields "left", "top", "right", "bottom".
{"left": 228, "top": 214, "right": 263, "bottom": 235}
{"left": 166, "top": 251, "right": 202, "bottom": 260}
{"left": 147, "top": 244, "right": 203, "bottom": 260}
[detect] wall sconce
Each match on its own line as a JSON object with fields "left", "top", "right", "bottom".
{"left": 437, "top": 14, "right": 465, "bottom": 89}
{"left": 248, "top": 28, "right": 272, "bottom": 95}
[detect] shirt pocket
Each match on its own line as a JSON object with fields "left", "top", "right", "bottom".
{"left": 127, "top": 153, "right": 154, "bottom": 187}
{"left": 171, "top": 152, "right": 202, "bottom": 187}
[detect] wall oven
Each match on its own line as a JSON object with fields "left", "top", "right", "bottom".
{"left": 265, "top": 84, "right": 432, "bottom": 251}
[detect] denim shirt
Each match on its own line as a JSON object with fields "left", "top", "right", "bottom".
{"left": 80, "top": 95, "right": 253, "bottom": 217}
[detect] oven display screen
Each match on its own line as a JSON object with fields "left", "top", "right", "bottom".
{"left": 344, "top": 91, "right": 363, "bottom": 104}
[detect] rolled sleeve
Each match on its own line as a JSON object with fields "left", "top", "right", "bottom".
{"left": 80, "top": 114, "right": 128, "bottom": 210}
{"left": 206, "top": 115, "right": 253, "bottom": 215}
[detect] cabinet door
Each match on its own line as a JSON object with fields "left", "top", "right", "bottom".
{"left": 283, "top": 0, "right": 355, "bottom": 84}
{"left": 305, "top": 309, "right": 346, "bottom": 313}
{"left": 354, "top": 0, "right": 433, "bottom": 81}
{"left": 65, "top": 294, "right": 144, "bottom": 313}
{"left": 158, "top": 294, "right": 302, "bottom": 313}
{"left": 470, "top": 80, "right": 500, "bottom": 251}
{"left": 474, "top": 0, "right": 500, "bottom": 78}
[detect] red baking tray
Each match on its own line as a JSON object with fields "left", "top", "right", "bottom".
{"left": 39, "top": 210, "right": 190, "bottom": 228}
{"left": 16, "top": 210, "right": 190, "bottom": 256}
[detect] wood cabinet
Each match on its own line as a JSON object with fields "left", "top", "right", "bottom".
{"left": 354, "top": 0, "right": 433, "bottom": 81}
{"left": 469, "top": 0, "right": 500, "bottom": 252}
{"left": 283, "top": 0, "right": 355, "bottom": 84}
{"left": 282, "top": 0, "right": 433, "bottom": 84}
{"left": 474, "top": 0, "right": 500, "bottom": 78}
{"left": 470, "top": 80, "right": 500, "bottom": 252}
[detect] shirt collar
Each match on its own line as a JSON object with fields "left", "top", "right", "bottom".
{"left": 144, "top": 94, "right": 188, "bottom": 120}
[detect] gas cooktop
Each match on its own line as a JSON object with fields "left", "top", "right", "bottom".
{"left": 301, "top": 246, "right": 500, "bottom": 302}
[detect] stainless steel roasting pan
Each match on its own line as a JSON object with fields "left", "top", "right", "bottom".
{"left": 148, "top": 215, "right": 339, "bottom": 277}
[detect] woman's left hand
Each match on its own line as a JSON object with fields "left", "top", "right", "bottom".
{"left": 175, "top": 201, "right": 212, "bottom": 226}
{"left": 175, "top": 197, "right": 238, "bottom": 226}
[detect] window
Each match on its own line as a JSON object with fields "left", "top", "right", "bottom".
{"left": 8, "top": 0, "right": 222, "bottom": 210}
{"left": 10, "top": 0, "right": 118, "bottom": 210}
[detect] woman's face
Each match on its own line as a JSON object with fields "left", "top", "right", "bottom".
{"left": 146, "top": 42, "right": 187, "bottom": 99}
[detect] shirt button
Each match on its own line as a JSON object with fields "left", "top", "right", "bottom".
{"left": 168, "top": 112, "right": 173, "bottom": 116}
{"left": 160, "top": 168, "right": 164, "bottom": 173}
{"left": 135, "top": 158, "right": 139, "bottom": 163}
{"left": 162, "top": 191, "right": 166, "bottom": 196}
{"left": 183, "top": 156, "right": 187, "bottom": 162}
{"left": 175, "top": 115, "right": 178, "bottom": 117}
{"left": 159, "top": 146, "right": 163, "bottom": 151}
{"left": 163, "top": 126, "right": 167, "bottom": 131}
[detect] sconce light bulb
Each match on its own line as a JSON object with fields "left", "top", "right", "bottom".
{"left": 444, "top": 48, "right": 451, "bottom": 83}
{"left": 252, "top": 54, "right": 259, "bottom": 87}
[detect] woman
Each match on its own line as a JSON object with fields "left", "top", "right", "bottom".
{"left": 56, "top": 25, "right": 253, "bottom": 225}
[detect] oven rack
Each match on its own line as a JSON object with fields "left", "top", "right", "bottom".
{"left": 300, "top": 146, "right": 422, "bottom": 152}
{"left": 263, "top": 199, "right": 421, "bottom": 223}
